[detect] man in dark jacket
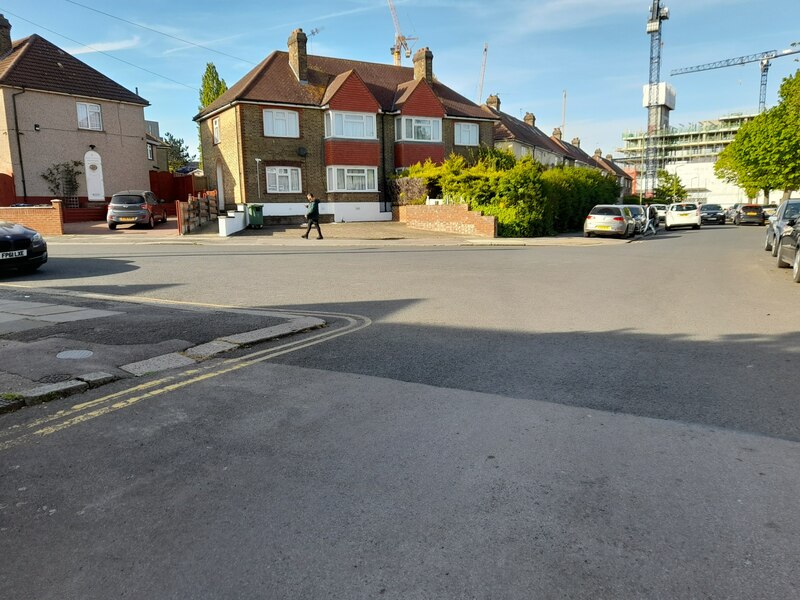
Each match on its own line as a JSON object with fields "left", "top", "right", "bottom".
{"left": 302, "top": 192, "right": 323, "bottom": 239}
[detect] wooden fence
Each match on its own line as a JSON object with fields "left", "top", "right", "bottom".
{"left": 176, "top": 191, "right": 218, "bottom": 235}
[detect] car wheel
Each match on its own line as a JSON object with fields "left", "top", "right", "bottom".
{"left": 777, "top": 245, "right": 791, "bottom": 268}
{"left": 584, "top": 231, "right": 591, "bottom": 238}
{"left": 148, "top": 215, "right": 155, "bottom": 229}
{"left": 108, "top": 222, "right": 116, "bottom": 230}
{"left": 771, "top": 235, "right": 780, "bottom": 257}
{"left": 793, "top": 250, "right": 800, "bottom": 283}
{"left": 692, "top": 224, "right": 700, "bottom": 230}
{"left": 665, "top": 225, "right": 671, "bottom": 231}
{"left": 764, "top": 230, "right": 773, "bottom": 251}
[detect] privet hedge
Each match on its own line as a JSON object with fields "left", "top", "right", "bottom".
{"left": 391, "top": 149, "right": 620, "bottom": 237}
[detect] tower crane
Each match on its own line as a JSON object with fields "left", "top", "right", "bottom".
{"left": 671, "top": 44, "right": 800, "bottom": 113}
{"left": 476, "top": 43, "right": 488, "bottom": 103}
{"left": 643, "top": 0, "right": 670, "bottom": 197}
{"left": 387, "top": 0, "right": 417, "bottom": 66}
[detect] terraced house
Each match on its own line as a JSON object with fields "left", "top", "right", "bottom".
{"left": 195, "top": 29, "right": 496, "bottom": 222}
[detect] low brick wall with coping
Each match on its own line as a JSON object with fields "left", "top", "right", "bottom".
{"left": 0, "top": 200, "right": 64, "bottom": 235}
{"left": 395, "top": 203, "right": 496, "bottom": 238}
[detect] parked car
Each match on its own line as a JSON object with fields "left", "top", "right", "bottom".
{"left": 0, "top": 222, "right": 48, "bottom": 273}
{"left": 651, "top": 204, "right": 667, "bottom": 222}
{"left": 107, "top": 190, "right": 168, "bottom": 230}
{"left": 664, "top": 203, "right": 701, "bottom": 231}
{"left": 622, "top": 204, "right": 646, "bottom": 234}
{"left": 725, "top": 203, "right": 743, "bottom": 223}
{"left": 700, "top": 203, "right": 726, "bottom": 225}
{"left": 764, "top": 199, "right": 800, "bottom": 256}
{"left": 775, "top": 216, "right": 800, "bottom": 282}
{"left": 733, "top": 204, "right": 764, "bottom": 226}
{"left": 763, "top": 204, "right": 779, "bottom": 219}
{"left": 583, "top": 205, "right": 635, "bottom": 238}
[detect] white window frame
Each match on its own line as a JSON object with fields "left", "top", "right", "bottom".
{"left": 212, "top": 117, "right": 220, "bottom": 144}
{"left": 77, "top": 102, "right": 102, "bottom": 131}
{"left": 146, "top": 144, "right": 154, "bottom": 160}
{"left": 265, "top": 166, "right": 302, "bottom": 194}
{"left": 324, "top": 111, "right": 377, "bottom": 140}
{"left": 454, "top": 122, "right": 479, "bottom": 146}
{"left": 394, "top": 116, "right": 442, "bottom": 142}
{"left": 326, "top": 166, "right": 378, "bottom": 193}
{"left": 263, "top": 109, "right": 299, "bottom": 138}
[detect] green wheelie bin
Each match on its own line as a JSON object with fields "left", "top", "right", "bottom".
{"left": 248, "top": 203, "right": 263, "bottom": 229}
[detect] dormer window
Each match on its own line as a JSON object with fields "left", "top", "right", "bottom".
{"left": 324, "top": 111, "right": 376, "bottom": 140}
{"left": 395, "top": 116, "right": 441, "bottom": 142}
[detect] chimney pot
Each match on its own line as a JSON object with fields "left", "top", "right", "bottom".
{"left": 288, "top": 28, "right": 308, "bottom": 83}
{"left": 594, "top": 148, "right": 602, "bottom": 157}
{"left": 524, "top": 112, "right": 536, "bottom": 127}
{"left": 552, "top": 127, "right": 562, "bottom": 141}
{"left": 486, "top": 94, "right": 500, "bottom": 111}
{"left": 571, "top": 137, "right": 581, "bottom": 148}
{"left": 0, "top": 14, "right": 12, "bottom": 56}
{"left": 605, "top": 154, "right": 613, "bottom": 160}
{"left": 413, "top": 47, "right": 433, "bottom": 84}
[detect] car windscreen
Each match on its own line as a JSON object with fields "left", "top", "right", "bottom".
{"left": 742, "top": 205, "right": 762, "bottom": 212}
{"left": 627, "top": 206, "right": 644, "bottom": 215}
{"left": 589, "top": 206, "right": 621, "bottom": 216}
{"left": 671, "top": 204, "right": 697, "bottom": 211}
{"left": 701, "top": 204, "right": 721, "bottom": 211}
{"left": 110, "top": 195, "right": 144, "bottom": 205}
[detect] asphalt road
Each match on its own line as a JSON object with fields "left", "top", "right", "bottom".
{"left": 1, "top": 224, "right": 798, "bottom": 598}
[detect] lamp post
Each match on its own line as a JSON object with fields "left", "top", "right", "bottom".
{"left": 255, "top": 158, "right": 262, "bottom": 199}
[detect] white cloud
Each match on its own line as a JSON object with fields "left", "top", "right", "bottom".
{"left": 66, "top": 36, "right": 141, "bottom": 55}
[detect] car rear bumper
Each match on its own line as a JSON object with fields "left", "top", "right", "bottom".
{"left": 701, "top": 215, "right": 725, "bottom": 224}
{"left": 107, "top": 212, "right": 151, "bottom": 225}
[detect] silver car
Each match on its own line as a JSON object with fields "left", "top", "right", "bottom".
{"left": 584, "top": 205, "right": 635, "bottom": 238}
{"left": 107, "top": 190, "right": 168, "bottom": 230}
{"left": 764, "top": 199, "right": 800, "bottom": 257}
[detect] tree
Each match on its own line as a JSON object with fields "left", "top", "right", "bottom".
{"left": 653, "top": 169, "right": 687, "bottom": 204}
{"left": 199, "top": 63, "right": 227, "bottom": 109}
{"left": 162, "top": 132, "right": 192, "bottom": 172}
{"left": 714, "top": 69, "right": 800, "bottom": 200}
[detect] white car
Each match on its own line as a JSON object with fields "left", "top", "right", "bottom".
{"left": 665, "top": 203, "right": 701, "bottom": 231}
{"left": 651, "top": 204, "right": 667, "bottom": 222}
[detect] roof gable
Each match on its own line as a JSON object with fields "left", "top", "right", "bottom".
{"left": 0, "top": 34, "right": 147, "bottom": 105}
{"left": 322, "top": 69, "right": 380, "bottom": 112}
{"left": 393, "top": 78, "right": 445, "bottom": 117}
{"left": 196, "top": 51, "right": 491, "bottom": 122}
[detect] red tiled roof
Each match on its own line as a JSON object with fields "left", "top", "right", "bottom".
{"left": 0, "top": 34, "right": 147, "bottom": 105}
{"left": 197, "top": 51, "right": 490, "bottom": 121}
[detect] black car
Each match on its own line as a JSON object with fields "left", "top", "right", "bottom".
{"left": 775, "top": 215, "right": 800, "bottom": 282}
{"left": 700, "top": 203, "right": 726, "bottom": 225}
{"left": 734, "top": 204, "right": 765, "bottom": 226}
{"left": 0, "top": 222, "right": 48, "bottom": 273}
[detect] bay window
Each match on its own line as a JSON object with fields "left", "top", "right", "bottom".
{"left": 326, "top": 167, "right": 378, "bottom": 192}
{"left": 395, "top": 116, "right": 441, "bottom": 142}
{"left": 324, "top": 111, "right": 376, "bottom": 139}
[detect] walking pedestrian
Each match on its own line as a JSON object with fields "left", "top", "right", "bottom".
{"left": 301, "top": 192, "right": 323, "bottom": 239}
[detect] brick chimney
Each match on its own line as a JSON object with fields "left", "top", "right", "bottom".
{"left": 571, "top": 137, "right": 581, "bottom": 148}
{"left": 288, "top": 29, "right": 308, "bottom": 83}
{"left": 413, "top": 47, "right": 433, "bottom": 84}
{"left": 552, "top": 127, "right": 562, "bottom": 141}
{"left": 0, "top": 14, "right": 11, "bottom": 56}
{"left": 605, "top": 154, "right": 614, "bottom": 160}
{"left": 594, "top": 148, "right": 602, "bottom": 158}
{"left": 486, "top": 94, "right": 500, "bottom": 111}
{"left": 524, "top": 112, "right": 536, "bottom": 127}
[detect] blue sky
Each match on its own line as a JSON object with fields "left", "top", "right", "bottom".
{"left": 2, "top": 0, "right": 799, "bottom": 159}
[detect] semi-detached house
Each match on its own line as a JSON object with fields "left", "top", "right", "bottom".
{"left": 195, "top": 29, "right": 496, "bottom": 222}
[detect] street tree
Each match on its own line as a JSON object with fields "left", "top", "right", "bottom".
{"left": 199, "top": 62, "right": 227, "bottom": 109}
{"left": 715, "top": 69, "right": 800, "bottom": 200}
{"left": 162, "top": 132, "right": 192, "bottom": 173}
{"left": 653, "top": 169, "right": 687, "bottom": 204}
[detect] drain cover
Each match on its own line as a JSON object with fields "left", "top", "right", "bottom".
{"left": 57, "top": 350, "right": 94, "bottom": 360}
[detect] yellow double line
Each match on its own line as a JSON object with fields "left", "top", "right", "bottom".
{"left": 0, "top": 311, "right": 370, "bottom": 452}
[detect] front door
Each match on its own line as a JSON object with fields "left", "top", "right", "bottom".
{"left": 84, "top": 150, "right": 105, "bottom": 201}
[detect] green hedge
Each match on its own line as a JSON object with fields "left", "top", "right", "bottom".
{"left": 394, "top": 150, "right": 621, "bottom": 237}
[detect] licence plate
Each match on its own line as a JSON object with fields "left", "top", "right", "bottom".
{"left": 746, "top": 212, "right": 757, "bottom": 216}
{"left": 0, "top": 249, "right": 27, "bottom": 259}
{"left": 119, "top": 217, "right": 137, "bottom": 222}
{"left": 595, "top": 225, "right": 611, "bottom": 230}
{"left": 679, "top": 213, "right": 689, "bottom": 217}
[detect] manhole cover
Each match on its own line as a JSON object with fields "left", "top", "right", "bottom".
{"left": 57, "top": 350, "right": 94, "bottom": 360}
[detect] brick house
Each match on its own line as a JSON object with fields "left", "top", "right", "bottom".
{"left": 482, "top": 95, "right": 564, "bottom": 167}
{"left": 195, "top": 29, "right": 496, "bottom": 222}
{"left": 592, "top": 150, "right": 634, "bottom": 200}
{"left": 0, "top": 15, "right": 151, "bottom": 206}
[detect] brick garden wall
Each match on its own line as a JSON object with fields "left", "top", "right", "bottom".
{"left": 396, "top": 203, "right": 496, "bottom": 238}
{"left": 0, "top": 200, "right": 64, "bottom": 235}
